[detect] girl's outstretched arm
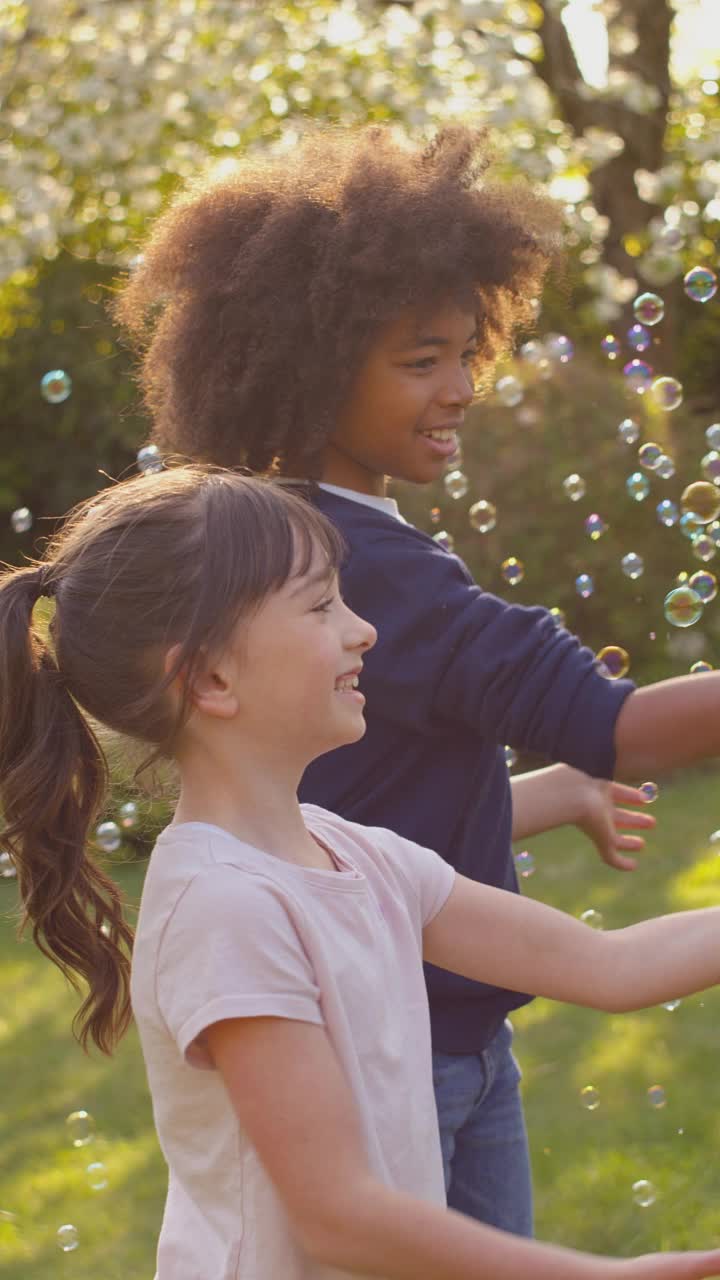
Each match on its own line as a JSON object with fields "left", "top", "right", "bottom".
{"left": 423, "top": 874, "right": 720, "bottom": 1013}
{"left": 510, "top": 763, "right": 655, "bottom": 870}
{"left": 205, "top": 1015, "right": 719, "bottom": 1280}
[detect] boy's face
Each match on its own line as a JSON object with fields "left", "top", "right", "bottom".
{"left": 319, "top": 303, "right": 477, "bottom": 495}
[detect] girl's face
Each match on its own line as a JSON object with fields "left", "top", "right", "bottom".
{"left": 320, "top": 303, "right": 477, "bottom": 495}
{"left": 225, "top": 551, "right": 377, "bottom": 764}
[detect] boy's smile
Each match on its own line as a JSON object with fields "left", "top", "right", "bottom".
{"left": 319, "top": 304, "right": 477, "bottom": 496}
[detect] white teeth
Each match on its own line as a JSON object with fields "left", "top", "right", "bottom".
{"left": 423, "top": 429, "right": 456, "bottom": 442}
{"left": 335, "top": 674, "right": 360, "bottom": 692}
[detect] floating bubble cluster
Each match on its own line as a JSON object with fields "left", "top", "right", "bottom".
{"left": 638, "top": 442, "right": 662, "bottom": 471}
{"left": 0, "top": 851, "right": 17, "bottom": 878}
{"left": 688, "top": 570, "right": 718, "bottom": 602}
{"left": 692, "top": 532, "right": 717, "bottom": 562}
{"left": 433, "top": 530, "right": 454, "bottom": 552}
{"left": 504, "top": 745, "right": 517, "bottom": 769}
{"left": 66, "top": 1109, "right": 95, "bottom": 1148}
{"left": 601, "top": 334, "right": 621, "bottom": 360}
{"left": 626, "top": 472, "right": 650, "bottom": 501}
{"left": 580, "top": 909, "right": 604, "bottom": 929}
{"left": 647, "top": 1085, "right": 666, "bottom": 1109}
{"left": 649, "top": 376, "right": 683, "bottom": 411}
{"left": 627, "top": 323, "right": 651, "bottom": 352}
{"left": 137, "top": 444, "right": 164, "bottom": 474}
{"left": 596, "top": 645, "right": 630, "bottom": 679}
{"left": 563, "top": 473, "right": 586, "bottom": 502}
{"left": 663, "top": 586, "right": 704, "bottom": 627}
{"left": 86, "top": 1161, "right": 109, "bottom": 1191}
{"left": 119, "top": 800, "right": 140, "bottom": 829}
{"left": 575, "top": 573, "right": 594, "bottom": 598}
{"left": 514, "top": 850, "right": 535, "bottom": 878}
{"left": 549, "top": 606, "right": 566, "bottom": 628}
{"left": 683, "top": 266, "right": 717, "bottom": 303}
{"left": 681, "top": 481, "right": 720, "bottom": 523}
{"left": 584, "top": 513, "right": 607, "bottom": 540}
{"left": 639, "top": 781, "right": 659, "bottom": 803}
{"left": 495, "top": 375, "right": 523, "bottom": 407}
{"left": 679, "top": 511, "right": 703, "bottom": 539}
{"left": 10, "top": 507, "right": 32, "bottom": 533}
{"left": 706, "top": 424, "right": 720, "bottom": 450}
{"left": 57, "top": 1224, "right": 80, "bottom": 1253}
{"left": 501, "top": 557, "right": 524, "bottom": 585}
{"left": 41, "top": 369, "right": 72, "bottom": 404}
{"left": 633, "top": 292, "right": 665, "bottom": 326}
{"left": 95, "top": 821, "right": 122, "bottom": 853}
{"left": 469, "top": 500, "right": 497, "bottom": 533}
{"left": 444, "top": 469, "right": 468, "bottom": 500}
{"left": 580, "top": 1085, "right": 600, "bottom": 1110}
{"left": 632, "top": 1180, "right": 657, "bottom": 1208}
{"left": 617, "top": 418, "right": 640, "bottom": 445}
{"left": 621, "top": 553, "right": 644, "bottom": 579}
{"left": 655, "top": 454, "right": 675, "bottom": 479}
{"left": 656, "top": 499, "right": 679, "bottom": 527}
{"left": 623, "top": 359, "right": 654, "bottom": 392}
{"left": 690, "top": 660, "right": 713, "bottom": 673}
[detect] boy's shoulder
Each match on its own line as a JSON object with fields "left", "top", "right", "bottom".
{"left": 312, "top": 485, "right": 460, "bottom": 563}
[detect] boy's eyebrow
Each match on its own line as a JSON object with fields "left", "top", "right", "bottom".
{"left": 405, "top": 329, "right": 478, "bottom": 349}
{"left": 290, "top": 566, "right": 335, "bottom": 597}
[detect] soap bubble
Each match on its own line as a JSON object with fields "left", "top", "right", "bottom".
{"left": 690, "top": 660, "right": 713, "bottom": 673}
{"left": 623, "top": 359, "right": 654, "bottom": 392}
{"left": 656, "top": 499, "right": 679, "bottom": 527}
{"left": 545, "top": 333, "right": 574, "bottom": 363}
{"left": 655, "top": 454, "right": 675, "bottom": 479}
{"left": 519, "top": 339, "right": 545, "bottom": 363}
{"left": 444, "top": 470, "right": 468, "bottom": 500}
{"left": 626, "top": 472, "right": 650, "bottom": 501}
{"left": 563, "top": 473, "right": 586, "bottom": 502}
{"left": 495, "top": 375, "right": 523, "bottom": 407}
{"left": 617, "top": 418, "right": 640, "bottom": 445}
{"left": 664, "top": 586, "right": 703, "bottom": 627}
{"left": 41, "top": 369, "right": 72, "bottom": 403}
{"left": 433, "top": 530, "right": 454, "bottom": 552}
{"left": 469, "top": 500, "right": 497, "bottom": 533}
{"left": 688, "top": 570, "right": 718, "bottom": 602}
{"left": 119, "top": 800, "right": 140, "bottom": 829}
{"left": 632, "top": 1180, "right": 657, "bottom": 1208}
{"left": 504, "top": 745, "right": 517, "bottom": 769}
{"left": 86, "top": 1161, "right": 109, "bottom": 1191}
{"left": 580, "top": 1085, "right": 600, "bottom": 1110}
{"left": 709, "top": 521, "right": 720, "bottom": 545}
{"left": 0, "top": 851, "right": 17, "bottom": 879}
{"left": 584, "top": 513, "right": 607, "bottom": 540}
{"left": 10, "top": 507, "right": 32, "bottom": 533}
{"left": 95, "top": 821, "right": 121, "bottom": 854}
{"left": 633, "top": 292, "right": 665, "bottom": 325}
{"left": 680, "top": 511, "right": 703, "bottom": 539}
{"left": 601, "top": 334, "right": 621, "bottom": 360}
{"left": 575, "top": 573, "right": 594, "bottom": 598}
{"left": 682, "top": 482, "right": 720, "bottom": 523}
{"left": 701, "top": 451, "right": 720, "bottom": 485}
{"left": 647, "top": 1085, "right": 666, "bottom": 1108}
{"left": 580, "top": 909, "right": 604, "bottom": 929}
{"left": 621, "top": 553, "right": 644, "bottom": 579}
{"left": 683, "top": 266, "right": 717, "bottom": 302}
{"left": 706, "top": 424, "right": 720, "bottom": 450}
{"left": 501, "top": 557, "right": 524, "bottom": 585}
{"left": 136, "top": 444, "right": 164, "bottom": 474}
{"left": 549, "top": 606, "right": 566, "bottom": 628}
{"left": 57, "top": 1224, "right": 80, "bottom": 1252}
{"left": 639, "top": 781, "right": 659, "bottom": 803}
{"left": 596, "top": 645, "right": 630, "bottom": 679}
{"left": 663, "top": 999, "right": 681, "bottom": 1011}
{"left": 66, "top": 1109, "right": 95, "bottom": 1147}
{"left": 638, "top": 442, "right": 662, "bottom": 470}
{"left": 692, "top": 532, "right": 717, "bottom": 562}
{"left": 514, "top": 850, "right": 535, "bottom": 878}
{"left": 627, "top": 323, "right": 651, "bottom": 352}
{"left": 649, "top": 376, "right": 683, "bottom": 411}
{"left": 709, "top": 829, "right": 720, "bottom": 846}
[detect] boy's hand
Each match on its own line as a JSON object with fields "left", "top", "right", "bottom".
{"left": 576, "top": 778, "right": 656, "bottom": 872}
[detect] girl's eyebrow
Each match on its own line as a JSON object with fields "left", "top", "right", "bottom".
{"left": 405, "top": 329, "right": 478, "bottom": 349}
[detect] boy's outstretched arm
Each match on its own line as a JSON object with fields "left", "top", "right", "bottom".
{"left": 510, "top": 764, "right": 655, "bottom": 870}
{"left": 423, "top": 873, "right": 720, "bottom": 1014}
{"left": 614, "top": 675, "right": 720, "bottom": 776}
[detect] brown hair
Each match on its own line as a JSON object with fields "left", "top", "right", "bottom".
{"left": 113, "top": 123, "right": 562, "bottom": 477}
{"left": 0, "top": 465, "right": 344, "bottom": 1053}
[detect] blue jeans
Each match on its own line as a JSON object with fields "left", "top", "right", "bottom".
{"left": 432, "top": 1020, "right": 533, "bottom": 1236}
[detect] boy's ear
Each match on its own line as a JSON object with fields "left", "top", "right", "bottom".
{"left": 163, "top": 643, "right": 239, "bottom": 720}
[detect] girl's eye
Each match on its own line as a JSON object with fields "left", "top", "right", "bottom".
{"left": 406, "top": 356, "right": 436, "bottom": 371}
{"left": 462, "top": 349, "right": 479, "bottom": 366}
{"left": 312, "top": 597, "right": 334, "bottom": 614}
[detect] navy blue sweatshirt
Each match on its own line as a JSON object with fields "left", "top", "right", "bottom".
{"left": 299, "top": 488, "right": 635, "bottom": 1053}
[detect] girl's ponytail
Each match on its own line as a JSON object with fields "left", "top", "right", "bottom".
{"left": 0, "top": 564, "right": 133, "bottom": 1055}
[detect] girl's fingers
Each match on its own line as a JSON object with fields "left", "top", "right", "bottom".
{"left": 611, "top": 782, "right": 659, "bottom": 807}
{"left": 613, "top": 806, "right": 657, "bottom": 830}
{"left": 614, "top": 833, "right": 646, "bottom": 851}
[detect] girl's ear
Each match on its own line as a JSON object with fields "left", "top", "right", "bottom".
{"left": 163, "top": 644, "right": 239, "bottom": 720}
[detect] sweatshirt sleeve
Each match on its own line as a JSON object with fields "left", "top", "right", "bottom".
{"left": 344, "top": 526, "right": 634, "bottom": 779}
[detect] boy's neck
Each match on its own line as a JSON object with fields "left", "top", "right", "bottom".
{"left": 317, "top": 447, "right": 388, "bottom": 498}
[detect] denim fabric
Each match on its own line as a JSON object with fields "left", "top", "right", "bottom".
{"left": 432, "top": 1021, "right": 533, "bottom": 1237}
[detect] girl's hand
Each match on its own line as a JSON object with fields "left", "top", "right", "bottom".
{"left": 575, "top": 778, "right": 656, "bottom": 873}
{"left": 620, "top": 1251, "right": 720, "bottom": 1279}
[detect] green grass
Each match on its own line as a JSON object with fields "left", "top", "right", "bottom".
{"left": 2, "top": 771, "right": 720, "bottom": 1275}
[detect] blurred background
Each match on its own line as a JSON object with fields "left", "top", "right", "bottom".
{"left": 2, "top": 2, "right": 720, "bottom": 1276}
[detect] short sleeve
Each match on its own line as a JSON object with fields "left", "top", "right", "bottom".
{"left": 156, "top": 868, "right": 323, "bottom": 1068}
{"left": 365, "top": 824, "right": 456, "bottom": 928}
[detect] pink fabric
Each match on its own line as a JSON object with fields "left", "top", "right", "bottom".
{"left": 131, "top": 804, "right": 455, "bottom": 1280}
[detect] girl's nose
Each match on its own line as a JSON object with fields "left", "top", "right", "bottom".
{"left": 439, "top": 367, "right": 474, "bottom": 408}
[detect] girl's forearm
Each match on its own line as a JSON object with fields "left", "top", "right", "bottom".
{"left": 510, "top": 763, "right": 587, "bottom": 840}
{"left": 602, "top": 908, "right": 720, "bottom": 1012}
{"left": 312, "top": 1177, "right": 615, "bottom": 1280}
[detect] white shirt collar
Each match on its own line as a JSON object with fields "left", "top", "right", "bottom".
{"left": 318, "top": 482, "right": 406, "bottom": 523}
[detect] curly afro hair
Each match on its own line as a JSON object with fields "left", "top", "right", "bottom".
{"left": 113, "top": 124, "right": 562, "bottom": 477}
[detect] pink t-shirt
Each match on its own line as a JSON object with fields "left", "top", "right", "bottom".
{"left": 131, "top": 804, "right": 456, "bottom": 1280}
